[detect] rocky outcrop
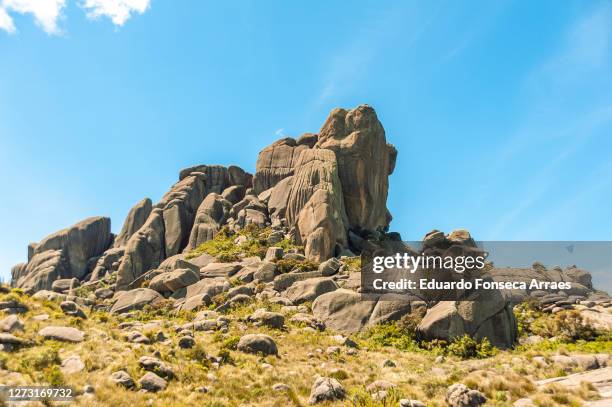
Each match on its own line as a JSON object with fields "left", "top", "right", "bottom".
{"left": 253, "top": 138, "right": 309, "bottom": 193}
{"left": 12, "top": 217, "right": 112, "bottom": 293}
{"left": 185, "top": 193, "right": 231, "bottom": 251}
{"left": 316, "top": 105, "right": 395, "bottom": 232}
{"left": 416, "top": 290, "right": 518, "bottom": 349}
{"left": 12, "top": 250, "right": 70, "bottom": 294}
{"left": 116, "top": 209, "right": 166, "bottom": 291}
{"left": 156, "top": 173, "right": 207, "bottom": 257}
{"left": 286, "top": 149, "right": 348, "bottom": 261}
{"left": 114, "top": 198, "right": 152, "bottom": 248}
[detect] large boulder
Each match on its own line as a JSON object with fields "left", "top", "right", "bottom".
{"left": 312, "top": 289, "right": 377, "bottom": 333}
{"left": 417, "top": 289, "right": 518, "bottom": 349}
{"left": 149, "top": 268, "right": 199, "bottom": 294}
{"left": 185, "top": 193, "right": 232, "bottom": 251}
{"left": 285, "top": 278, "right": 339, "bottom": 304}
{"left": 110, "top": 288, "right": 164, "bottom": 314}
{"left": 157, "top": 173, "right": 207, "bottom": 257}
{"left": 253, "top": 138, "right": 310, "bottom": 193}
{"left": 12, "top": 250, "right": 71, "bottom": 294}
{"left": 267, "top": 176, "right": 293, "bottom": 224}
{"left": 116, "top": 209, "right": 166, "bottom": 291}
{"left": 13, "top": 217, "right": 112, "bottom": 291}
{"left": 114, "top": 198, "right": 152, "bottom": 248}
{"left": 286, "top": 148, "right": 348, "bottom": 261}
{"left": 316, "top": 105, "right": 396, "bottom": 232}
{"left": 33, "top": 216, "right": 112, "bottom": 279}
{"left": 179, "top": 164, "right": 231, "bottom": 194}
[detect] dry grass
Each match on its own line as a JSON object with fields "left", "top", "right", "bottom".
{"left": 0, "top": 290, "right": 609, "bottom": 406}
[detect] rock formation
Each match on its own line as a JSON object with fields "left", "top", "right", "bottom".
{"left": 9, "top": 104, "right": 610, "bottom": 353}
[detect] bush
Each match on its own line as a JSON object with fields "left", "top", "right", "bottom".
{"left": 275, "top": 258, "right": 318, "bottom": 274}
{"left": 363, "top": 322, "right": 418, "bottom": 351}
{"left": 20, "top": 345, "right": 61, "bottom": 371}
{"left": 531, "top": 310, "right": 596, "bottom": 341}
{"left": 187, "top": 226, "right": 302, "bottom": 262}
{"left": 446, "top": 335, "right": 498, "bottom": 359}
{"left": 220, "top": 335, "right": 240, "bottom": 351}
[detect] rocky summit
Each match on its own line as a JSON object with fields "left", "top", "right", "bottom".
{"left": 4, "top": 105, "right": 612, "bottom": 406}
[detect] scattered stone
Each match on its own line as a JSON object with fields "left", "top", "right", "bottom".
{"left": 0, "top": 315, "right": 24, "bottom": 332}
{"left": 265, "top": 247, "right": 284, "bottom": 262}
{"left": 272, "top": 383, "right": 290, "bottom": 392}
{"left": 139, "top": 372, "right": 167, "bottom": 392}
{"left": 445, "top": 383, "right": 487, "bottom": 407}
{"left": 39, "top": 326, "right": 85, "bottom": 342}
{"left": 247, "top": 309, "right": 285, "bottom": 329}
{"left": 400, "top": 400, "right": 426, "bottom": 407}
{"left": 308, "top": 376, "right": 346, "bottom": 404}
{"left": 319, "top": 258, "right": 341, "bottom": 276}
{"left": 326, "top": 346, "right": 341, "bottom": 355}
{"left": 139, "top": 356, "right": 174, "bottom": 379}
{"left": 125, "top": 331, "right": 150, "bottom": 344}
{"left": 60, "top": 301, "right": 87, "bottom": 319}
{"left": 110, "top": 288, "right": 164, "bottom": 314}
{"left": 0, "top": 299, "right": 28, "bottom": 314}
{"left": 83, "top": 385, "right": 95, "bottom": 394}
{"left": 178, "top": 336, "right": 196, "bottom": 349}
{"left": 237, "top": 334, "right": 278, "bottom": 356}
{"left": 195, "top": 386, "right": 209, "bottom": 393}
{"left": 60, "top": 355, "right": 85, "bottom": 374}
{"left": 110, "top": 370, "right": 135, "bottom": 389}
{"left": 94, "top": 287, "right": 114, "bottom": 300}
{"left": 332, "top": 334, "right": 357, "bottom": 348}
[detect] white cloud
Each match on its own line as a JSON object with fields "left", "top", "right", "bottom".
{"left": 0, "top": 7, "right": 16, "bottom": 33}
{"left": 0, "top": 0, "right": 150, "bottom": 34}
{"left": 82, "top": 0, "right": 150, "bottom": 26}
{"left": 2, "top": 0, "right": 66, "bottom": 34}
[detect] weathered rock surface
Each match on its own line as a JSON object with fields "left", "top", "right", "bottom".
{"left": 39, "top": 326, "right": 85, "bottom": 342}
{"left": 286, "top": 149, "right": 348, "bottom": 261}
{"left": 116, "top": 209, "right": 166, "bottom": 291}
{"left": 285, "top": 277, "right": 339, "bottom": 304}
{"left": 253, "top": 138, "right": 309, "bottom": 193}
{"left": 445, "top": 383, "right": 487, "bottom": 407}
{"left": 114, "top": 198, "right": 153, "bottom": 248}
{"left": 417, "top": 291, "right": 518, "bottom": 349}
{"left": 237, "top": 334, "right": 278, "bottom": 356}
{"left": 316, "top": 105, "right": 395, "bottom": 232}
{"left": 110, "top": 288, "right": 163, "bottom": 314}
{"left": 185, "top": 193, "right": 232, "bottom": 251}
{"left": 308, "top": 376, "right": 346, "bottom": 404}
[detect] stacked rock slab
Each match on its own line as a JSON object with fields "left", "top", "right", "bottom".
{"left": 11, "top": 217, "right": 112, "bottom": 293}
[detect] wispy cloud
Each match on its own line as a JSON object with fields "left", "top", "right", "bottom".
{"left": 0, "top": 0, "right": 66, "bottom": 35}
{"left": 0, "top": 5, "right": 15, "bottom": 33}
{"left": 82, "top": 0, "right": 150, "bottom": 26}
{"left": 0, "top": 0, "right": 150, "bottom": 35}
{"left": 487, "top": 3, "right": 612, "bottom": 239}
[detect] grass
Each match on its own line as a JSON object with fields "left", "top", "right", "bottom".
{"left": 0, "top": 284, "right": 609, "bottom": 406}
{"left": 186, "top": 225, "right": 302, "bottom": 262}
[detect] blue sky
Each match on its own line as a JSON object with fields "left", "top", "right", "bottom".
{"left": 1, "top": 0, "right": 612, "bottom": 284}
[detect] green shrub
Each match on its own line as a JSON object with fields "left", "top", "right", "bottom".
{"left": 362, "top": 322, "right": 418, "bottom": 351}
{"left": 275, "top": 258, "right": 318, "bottom": 274}
{"left": 43, "top": 365, "right": 65, "bottom": 386}
{"left": 446, "top": 335, "right": 498, "bottom": 359}
{"left": 531, "top": 310, "right": 597, "bottom": 341}
{"left": 220, "top": 335, "right": 240, "bottom": 351}
{"left": 20, "top": 345, "right": 61, "bottom": 371}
